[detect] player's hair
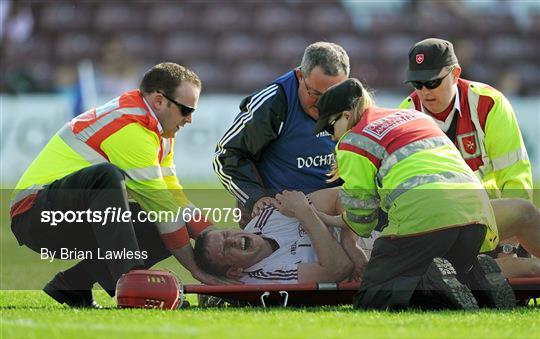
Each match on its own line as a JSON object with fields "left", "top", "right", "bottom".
{"left": 327, "top": 88, "right": 376, "bottom": 182}
{"left": 194, "top": 230, "right": 229, "bottom": 277}
{"left": 139, "top": 62, "right": 201, "bottom": 99}
{"left": 301, "top": 42, "right": 350, "bottom": 78}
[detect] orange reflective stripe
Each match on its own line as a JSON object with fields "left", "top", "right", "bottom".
{"left": 77, "top": 107, "right": 147, "bottom": 142}
{"left": 70, "top": 91, "right": 160, "bottom": 157}
{"left": 10, "top": 184, "right": 44, "bottom": 217}
{"left": 58, "top": 124, "right": 109, "bottom": 162}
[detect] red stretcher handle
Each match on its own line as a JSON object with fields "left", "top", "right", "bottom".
{"left": 184, "top": 281, "right": 361, "bottom": 294}
{"left": 184, "top": 277, "right": 540, "bottom": 294}
{"left": 183, "top": 278, "right": 539, "bottom": 307}
{"left": 508, "top": 277, "right": 540, "bottom": 286}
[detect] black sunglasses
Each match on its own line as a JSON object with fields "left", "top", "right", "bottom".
{"left": 324, "top": 113, "right": 343, "bottom": 135}
{"left": 410, "top": 68, "right": 454, "bottom": 90}
{"left": 158, "top": 91, "right": 195, "bottom": 116}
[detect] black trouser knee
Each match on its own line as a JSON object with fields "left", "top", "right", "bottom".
{"left": 354, "top": 224, "right": 486, "bottom": 310}
{"left": 11, "top": 164, "right": 145, "bottom": 294}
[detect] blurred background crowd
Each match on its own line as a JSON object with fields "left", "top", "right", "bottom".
{"left": 1, "top": 0, "right": 539, "bottom": 97}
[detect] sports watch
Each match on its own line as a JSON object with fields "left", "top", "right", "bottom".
{"left": 499, "top": 243, "right": 519, "bottom": 255}
{"left": 489, "top": 244, "right": 530, "bottom": 258}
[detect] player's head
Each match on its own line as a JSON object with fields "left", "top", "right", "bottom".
{"left": 313, "top": 78, "right": 374, "bottom": 141}
{"left": 139, "top": 62, "right": 202, "bottom": 138}
{"left": 404, "top": 38, "right": 462, "bottom": 114}
{"left": 194, "top": 229, "right": 272, "bottom": 277}
{"left": 296, "top": 42, "right": 349, "bottom": 120}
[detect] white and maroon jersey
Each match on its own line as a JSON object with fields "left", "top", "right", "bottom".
{"left": 240, "top": 207, "right": 318, "bottom": 284}
{"left": 356, "top": 231, "right": 381, "bottom": 260}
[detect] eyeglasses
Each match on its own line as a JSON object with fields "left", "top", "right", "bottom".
{"left": 158, "top": 91, "right": 195, "bottom": 116}
{"left": 324, "top": 113, "right": 343, "bottom": 135}
{"left": 303, "top": 78, "right": 323, "bottom": 99}
{"left": 410, "top": 67, "right": 455, "bottom": 90}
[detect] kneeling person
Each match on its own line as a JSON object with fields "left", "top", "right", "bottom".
{"left": 313, "top": 78, "right": 515, "bottom": 310}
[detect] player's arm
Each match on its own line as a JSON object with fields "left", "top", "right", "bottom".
{"left": 306, "top": 187, "right": 352, "bottom": 229}
{"left": 484, "top": 94, "right": 533, "bottom": 200}
{"left": 275, "top": 191, "right": 353, "bottom": 284}
{"left": 213, "top": 85, "right": 287, "bottom": 212}
{"left": 307, "top": 187, "right": 340, "bottom": 215}
{"left": 306, "top": 187, "right": 369, "bottom": 280}
{"left": 340, "top": 227, "right": 369, "bottom": 280}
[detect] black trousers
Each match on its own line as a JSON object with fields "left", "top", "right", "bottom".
{"left": 354, "top": 224, "right": 487, "bottom": 310}
{"left": 11, "top": 163, "right": 171, "bottom": 295}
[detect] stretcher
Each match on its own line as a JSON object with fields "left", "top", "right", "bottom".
{"left": 509, "top": 277, "right": 540, "bottom": 305}
{"left": 183, "top": 277, "right": 540, "bottom": 307}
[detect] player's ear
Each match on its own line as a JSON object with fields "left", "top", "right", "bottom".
{"left": 225, "top": 266, "right": 243, "bottom": 279}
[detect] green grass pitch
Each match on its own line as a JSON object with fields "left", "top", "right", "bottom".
{"left": 1, "top": 186, "right": 539, "bottom": 338}
{"left": 1, "top": 290, "right": 539, "bottom": 339}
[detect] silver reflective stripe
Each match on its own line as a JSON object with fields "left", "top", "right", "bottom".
{"left": 491, "top": 146, "right": 529, "bottom": 171}
{"left": 161, "top": 166, "right": 176, "bottom": 177}
{"left": 474, "top": 162, "right": 493, "bottom": 180}
{"left": 378, "top": 136, "right": 452, "bottom": 179}
{"left": 339, "top": 188, "right": 380, "bottom": 209}
{"left": 385, "top": 172, "right": 479, "bottom": 208}
{"left": 162, "top": 139, "right": 172, "bottom": 159}
{"left": 317, "top": 283, "right": 338, "bottom": 291}
{"left": 345, "top": 209, "right": 379, "bottom": 224}
{"left": 124, "top": 166, "right": 162, "bottom": 181}
{"left": 78, "top": 108, "right": 147, "bottom": 142}
{"left": 10, "top": 184, "right": 44, "bottom": 208}
{"left": 57, "top": 125, "right": 108, "bottom": 164}
{"left": 340, "top": 132, "right": 388, "bottom": 161}
{"left": 157, "top": 221, "right": 185, "bottom": 235}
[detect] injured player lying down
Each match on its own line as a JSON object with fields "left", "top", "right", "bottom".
{"left": 194, "top": 189, "right": 367, "bottom": 284}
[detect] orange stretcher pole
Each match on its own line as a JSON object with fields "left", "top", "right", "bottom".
{"left": 183, "top": 278, "right": 540, "bottom": 307}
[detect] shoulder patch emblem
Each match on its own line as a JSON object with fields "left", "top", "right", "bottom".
{"left": 457, "top": 132, "right": 481, "bottom": 159}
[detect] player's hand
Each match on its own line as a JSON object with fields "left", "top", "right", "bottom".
{"left": 251, "top": 196, "right": 278, "bottom": 217}
{"left": 191, "top": 269, "right": 242, "bottom": 285}
{"left": 275, "top": 190, "right": 311, "bottom": 218}
{"left": 341, "top": 229, "right": 368, "bottom": 281}
{"left": 347, "top": 257, "right": 366, "bottom": 281}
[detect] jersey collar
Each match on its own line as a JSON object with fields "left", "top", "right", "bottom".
{"left": 142, "top": 95, "right": 164, "bottom": 134}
